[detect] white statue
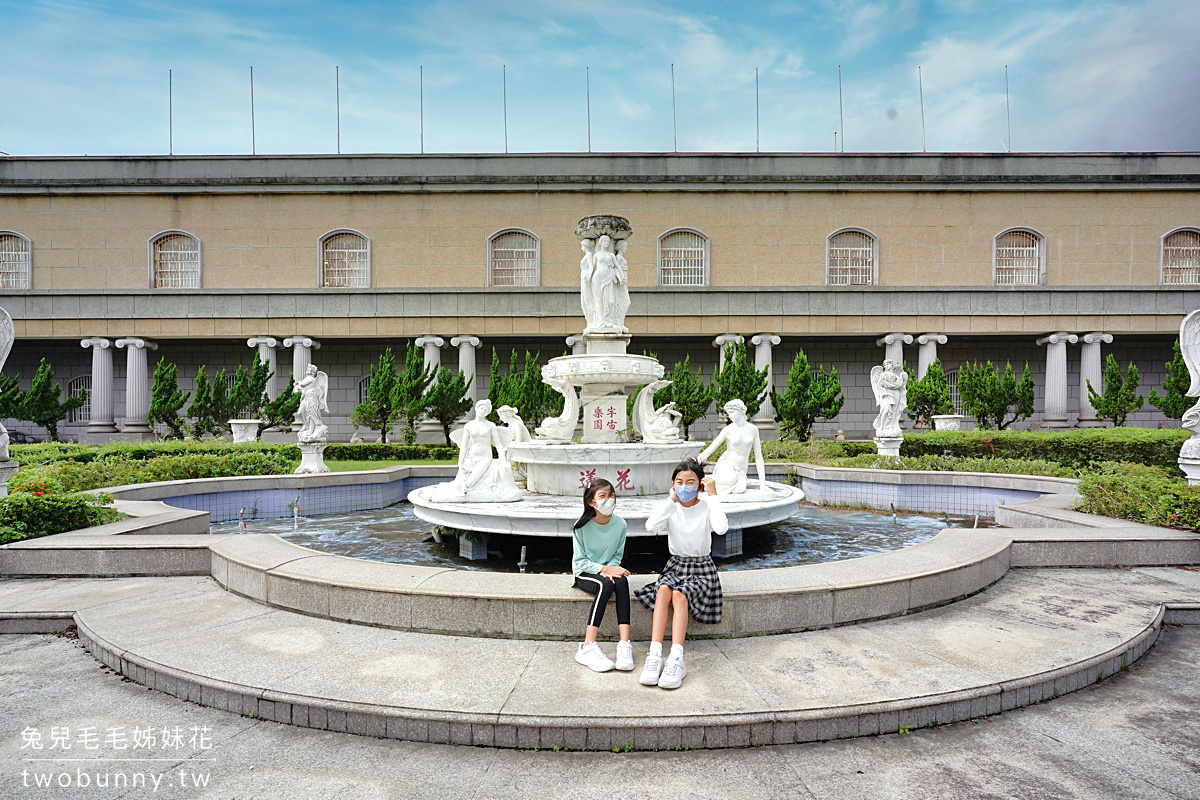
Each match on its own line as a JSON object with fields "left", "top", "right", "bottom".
{"left": 497, "top": 404, "right": 531, "bottom": 443}
{"left": 699, "top": 399, "right": 767, "bottom": 495}
{"left": 1177, "top": 311, "right": 1200, "bottom": 483}
{"left": 431, "top": 399, "right": 523, "bottom": 503}
{"left": 535, "top": 372, "right": 580, "bottom": 443}
{"left": 584, "top": 234, "right": 629, "bottom": 335}
{"left": 613, "top": 238, "right": 632, "bottom": 329}
{"left": 632, "top": 379, "right": 682, "bottom": 444}
{"left": 579, "top": 239, "right": 598, "bottom": 331}
{"left": 870, "top": 360, "right": 909, "bottom": 440}
{"left": 0, "top": 308, "right": 12, "bottom": 462}
{"left": 293, "top": 364, "right": 330, "bottom": 444}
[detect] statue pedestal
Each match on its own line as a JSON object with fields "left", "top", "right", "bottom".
{"left": 873, "top": 436, "right": 903, "bottom": 457}
{"left": 0, "top": 460, "right": 20, "bottom": 498}
{"left": 294, "top": 443, "right": 330, "bottom": 475}
{"left": 582, "top": 395, "right": 626, "bottom": 443}
{"left": 229, "top": 420, "right": 261, "bottom": 443}
{"left": 1180, "top": 456, "right": 1200, "bottom": 487}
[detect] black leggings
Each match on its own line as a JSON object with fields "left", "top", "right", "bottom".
{"left": 574, "top": 573, "right": 631, "bottom": 628}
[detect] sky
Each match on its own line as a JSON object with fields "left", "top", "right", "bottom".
{"left": 1, "top": 0, "right": 1198, "bottom": 157}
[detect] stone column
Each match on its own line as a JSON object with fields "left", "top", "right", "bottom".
{"left": 875, "top": 332, "right": 913, "bottom": 366}
{"left": 1036, "top": 332, "right": 1079, "bottom": 429}
{"left": 750, "top": 333, "right": 781, "bottom": 434}
{"left": 115, "top": 338, "right": 158, "bottom": 434}
{"left": 566, "top": 335, "right": 585, "bottom": 356}
{"left": 283, "top": 336, "right": 321, "bottom": 392}
{"left": 1077, "top": 332, "right": 1114, "bottom": 428}
{"left": 451, "top": 336, "right": 482, "bottom": 402}
{"left": 713, "top": 334, "right": 744, "bottom": 374}
{"left": 80, "top": 338, "right": 116, "bottom": 436}
{"left": 415, "top": 336, "right": 445, "bottom": 441}
{"left": 915, "top": 333, "right": 948, "bottom": 380}
{"left": 247, "top": 337, "right": 279, "bottom": 399}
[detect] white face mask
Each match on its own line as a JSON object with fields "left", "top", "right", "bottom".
{"left": 595, "top": 497, "right": 616, "bottom": 516}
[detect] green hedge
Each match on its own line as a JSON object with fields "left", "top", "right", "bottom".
{"left": 898, "top": 428, "right": 1187, "bottom": 473}
{"left": 0, "top": 488, "right": 122, "bottom": 544}
{"left": 12, "top": 451, "right": 293, "bottom": 494}
{"left": 828, "top": 454, "right": 1076, "bottom": 478}
{"left": 1075, "top": 462, "right": 1199, "bottom": 530}
{"left": 323, "top": 443, "right": 458, "bottom": 461}
{"left": 762, "top": 440, "right": 876, "bottom": 462}
{"left": 11, "top": 440, "right": 456, "bottom": 466}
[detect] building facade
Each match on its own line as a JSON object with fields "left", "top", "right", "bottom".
{"left": 0, "top": 153, "right": 1197, "bottom": 441}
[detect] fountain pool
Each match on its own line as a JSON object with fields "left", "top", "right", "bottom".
{"left": 211, "top": 502, "right": 994, "bottom": 574}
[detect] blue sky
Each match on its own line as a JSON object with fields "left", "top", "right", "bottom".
{"left": 2, "top": 0, "right": 1198, "bottom": 156}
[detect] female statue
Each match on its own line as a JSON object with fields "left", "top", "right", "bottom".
{"left": 870, "top": 360, "right": 909, "bottom": 439}
{"left": 497, "top": 404, "right": 531, "bottom": 443}
{"left": 579, "top": 239, "right": 599, "bottom": 332}
{"left": 589, "top": 235, "right": 627, "bottom": 334}
{"left": 613, "top": 238, "right": 632, "bottom": 329}
{"left": 431, "top": 398, "right": 523, "bottom": 502}
{"left": 294, "top": 364, "right": 329, "bottom": 444}
{"left": 698, "top": 399, "right": 766, "bottom": 495}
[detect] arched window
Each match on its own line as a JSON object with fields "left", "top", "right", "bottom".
{"left": 1162, "top": 228, "right": 1200, "bottom": 285}
{"left": 149, "top": 231, "right": 201, "bottom": 289}
{"left": 826, "top": 228, "right": 876, "bottom": 286}
{"left": 658, "top": 229, "right": 708, "bottom": 286}
{"left": 488, "top": 229, "right": 540, "bottom": 286}
{"left": 358, "top": 376, "right": 371, "bottom": 405}
{"left": 66, "top": 375, "right": 90, "bottom": 424}
{"left": 945, "top": 369, "right": 963, "bottom": 414}
{"left": 0, "top": 232, "right": 32, "bottom": 290}
{"left": 320, "top": 229, "right": 371, "bottom": 288}
{"left": 993, "top": 228, "right": 1044, "bottom": 286}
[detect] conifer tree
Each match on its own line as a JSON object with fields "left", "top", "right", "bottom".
{"left": 19, "top": 359, "right": 85, "bottom": 442}
{"left": 259, "top": 371, "right": 302, "bottom": 437}
{"left": 714, "top": 340, "right": 768, "bottom": 419}
{"left": 772, "top": 350, "right": 844, "bottom": 441}
{"left": 0, "top": 374, "right": 22, "bottom": 420}
{"left": 1087, "top": 354, "right": 1144, "bottom": 426}
{"left": 424, "top": 366, "right": 473, "bottom": 444}
{"left": 958, "top": 361, "right": 1035, "bottom": 430}
{"left": 186, "top": 365, "right": 225, "bottom": 439}
{"left": 905, "top": 359, "right": 954, "bottom": 428}
{"left": 1149, "top": 340, "right": 1193, "bottom": 420}
{"left": 657, "top": 356, "right": 714, "bottom": 440}
{"left": 148, "top": 358, "right": 189, "bottom": 439}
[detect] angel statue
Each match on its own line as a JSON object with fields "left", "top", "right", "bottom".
{"left": 871, "top": 359, "right": 908, "bottom": 442}
{"left": 0, "top": 309, "right": 12, "bottom": 462}
{"left": 535, "top": 372, "right": 580, "bottom": 443}
{"left": 497, "top": 405, "right": 531, "bottom": 444}
{"left": 1177, "top": 310, "right": 1200, "bottom": 483}
{"left": 698, "top": 399, "right": 767, "bottom": 495}
{"left": 632, "top": 379, "right": 682, "bottom": 444}
{"left": 293, "top": 364, "right": 329, "bottom": 444}
{"left": 431, "top": 398, "right": 523, "bottom": 502}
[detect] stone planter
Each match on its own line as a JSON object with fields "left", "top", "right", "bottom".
{"left": 229, "top": 420, "right": 261, "bottom": 443}
{"left": 932, "top": 414, "right": 965, "bottom": 432}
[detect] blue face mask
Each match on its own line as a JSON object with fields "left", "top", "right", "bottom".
{"left": 675, "top": 484, "right": 699, "bottom": 503}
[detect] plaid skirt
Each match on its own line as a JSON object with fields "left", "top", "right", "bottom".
{"left": 634, "top": 554, "right": 723, "bottom": 625}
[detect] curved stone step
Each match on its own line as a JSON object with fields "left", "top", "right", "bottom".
{"left": 4, "top": 567, "right": 1196, "bottom": 750}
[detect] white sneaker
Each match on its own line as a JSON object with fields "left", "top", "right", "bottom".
{"left": 615, "top": 640, "right": 634, "bottom": 671}
{"left": 575, "top": 643, "right": 614, "bottom": 673}
{"left": 658, "top": 656, "right": 686, "bottom": 689}
{"left": 639, "top": 652, "right": 663, "bottom": 685}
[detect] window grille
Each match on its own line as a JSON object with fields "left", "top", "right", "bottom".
{"left": 946, "top": 369, "right": 963, "bottom": 414}
{"left": 0, "top": 233, "right": 31, "bottom": 290}
{"left": 827, "top": 230, "right": 875, "bottom": 286}
{"left": 489, "top": 230, "right": 539, "bottom": 286}
{"left": 658, "top": 230, "right": 707, "bottom": 286}
{"left": 66, "top": 376, "right": 91, "bottom": 424}
{"left": 322, "top": 231, "right": 370, "bottom": 288}
{"left": 994, "top": 230, "right": 1042, "bottom": 286}
{"left": 151, "top": 233, "right": 200, "bottom": 288}
{"left": 358, "top": 376, "right": 371, "bottom": 405}
{"left": 1163, "top": 229, "right": 1200, "bottom": 285}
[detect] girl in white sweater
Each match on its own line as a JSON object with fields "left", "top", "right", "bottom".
{"left": 634, "top": 459, "right": 729, "bottom": 689}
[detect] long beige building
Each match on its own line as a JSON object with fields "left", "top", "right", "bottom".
{"left": 0, "top": 153, "right": 1197, "bottom": 441}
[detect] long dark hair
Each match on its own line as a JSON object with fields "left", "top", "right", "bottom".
{"left": 573, "top": 478, "right": 616, "bottom": 529}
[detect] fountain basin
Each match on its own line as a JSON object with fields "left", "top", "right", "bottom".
{"left": 508, "top": 441, "right": 703, "bottom": 496}
{"left": 541, "top": 352, "right": 664, "bottom": 388}
{"left": 408, "top": 481, "right": 804, "bottom": 537}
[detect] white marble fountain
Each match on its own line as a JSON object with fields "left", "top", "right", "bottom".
{"left": 408, "top": 215, "right": 803, "bottom": 558}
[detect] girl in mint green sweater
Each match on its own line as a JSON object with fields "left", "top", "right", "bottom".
{"left": 571, "top": 478, "right": 633, "bottom": 673}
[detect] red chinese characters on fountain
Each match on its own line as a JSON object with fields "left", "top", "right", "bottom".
{"left": 579, "top": 469, "right": 597, "bottom": 488}
{"left": 593, "top": 407, "right": 604, "bottom": 431}
{"left": 615, "top": 468, "right": 633, "bottom": 491}
{"left": 606, "top": 406, "right": 618, "bottom": 430}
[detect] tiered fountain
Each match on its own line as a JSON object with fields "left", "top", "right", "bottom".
{"left": 409, "top": 215, "right": 803, "bottom": 558}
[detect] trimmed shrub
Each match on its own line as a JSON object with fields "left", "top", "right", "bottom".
{"left": 11, "top": 440, "right": 301, "bottom": 466}
{"left": 762, "top": 440, "right": 876, "bottom": 462}
{"left": 829, "top": 453, "right": 1075, "bottom": 478}
{"left": 898, "top": 428, "right": 1188, "bottom": 473}
{"left": 1075, "top": 462, "right": 1198, "bottom": 530}
{"left": 0, "top": 490, "right": 122, "bottom": 544}
{"left": 323, "top": 443, "right": 458, "bottom": 461}
{"left": 13, "top": 452, "right": 293, "bottom": 494}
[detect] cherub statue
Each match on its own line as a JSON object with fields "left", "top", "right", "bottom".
{"left": 632, "top": 379, "right": 682, "bottom": 444}
{"left": 535, "top": 372, "right": 580, "bottom": 443}
{"left": 1177, "top": 311, "right": 1200, "bottom": 475}
{"left": 293, "top": 364, "right": 329, "bottom": 444}
{"left": 870, "top": 359, "right": 908, "bottom": 440}
{"left": 0, "top": 309, "right": 12, "bottom": 462}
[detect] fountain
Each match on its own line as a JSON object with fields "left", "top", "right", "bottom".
{"left": 408, "top": 215, "right": 804, "bottom": 556}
